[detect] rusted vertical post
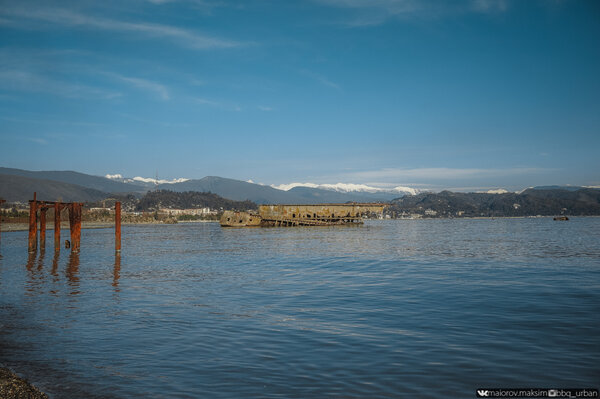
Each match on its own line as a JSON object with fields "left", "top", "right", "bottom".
{"left": 39, "top": 207, "right": 47, "bottom": 249}
{"left": 115, "top": 201, "right": 121, "bottom": 253}
{"left": 54, "top": 202, "right": 61, "bottom": 252}
{"left": 70, "top": 203, "right": 82, "bottom": 253}
{"left": 68, "top": 203, "right": 79, "bottom": 253}
{"left": 28, "top": 192, "right": 37, "bottom": 252}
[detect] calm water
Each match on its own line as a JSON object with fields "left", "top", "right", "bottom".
{"left": 0, "top": 219, "right": 599, "bottom": 398}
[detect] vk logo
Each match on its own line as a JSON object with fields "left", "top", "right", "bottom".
{"left": 477, "top": 390, "right": 489, "bottom": 397}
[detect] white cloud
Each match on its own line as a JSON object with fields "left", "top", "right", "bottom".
{"left": 105, "top": 173, "right": 123, "bottom": 179}
{"left": 1, "top": 7, "right": 243, "bottom": 50}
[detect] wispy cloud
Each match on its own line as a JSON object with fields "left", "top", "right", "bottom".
{"left": 195, "top": 97, "right": 221, "bottom": 107}
{"left": 314, "top": 0, "right": 510, "bottom": 26}
{"left": 195, "top": 97, "right": 242, "bottom": 111}
{"left": 0, "top": 69, "right": 122, "bottom": 99}
{"left": 0, "top": 116, "right": 106, "bottom": 128}
{"left": 26, "top": 137, "right": 48, "bottom": 145}
{"left": 110, "top": 74, "right": 170, "bottom": 100}
{"left": 346, "top": 167, "right": 554, "bottom": 181}
{"left": 258, "top": 105, "right": 273, "bottom": 111}
{"left": 1, "top": 7, "right": 243, "bottom": 50}
{"left": 300, "top": 70, "right": 341, "bottom": 90}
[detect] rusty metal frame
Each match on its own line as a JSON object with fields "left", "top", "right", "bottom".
{"left": 28, "top": 192, "right": 83, "bottom": 253}
{"left": 3, "top": 194, "right": 122, "bottom": 254}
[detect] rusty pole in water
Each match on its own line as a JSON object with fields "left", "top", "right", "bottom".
{"left": 54, "top": 202, "right": 61, "bottom": 252}
{"left": 73, "top": 203, "right": 82, "bottom": 253}
{"left": 69, "top": 203, "right": 82, "bottom": 253}
{"left": 28, "top": 192, "right": 37, "bottom": 252}
{"left": 115, "top": 201, "right": 121, "bottom": 253}
{"left": 39, "top": 206, "right": 47, "bottom": 249}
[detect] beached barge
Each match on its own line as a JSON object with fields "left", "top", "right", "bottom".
{"left": 220, "top": 204, "right": 386, "bottom": 227}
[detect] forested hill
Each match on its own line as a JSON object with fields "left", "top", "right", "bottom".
{"left": 136, "top": 190, "right": 257, "bottom": 212}
{"left": 387, "top": 188, "right": 600, "bottom": 217}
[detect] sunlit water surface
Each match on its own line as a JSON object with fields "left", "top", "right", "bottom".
{"left": 1, "top": 219, "right": 599, "bottom": 398}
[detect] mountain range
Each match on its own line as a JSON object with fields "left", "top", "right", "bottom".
{"left": 0, "top": 167, "right": 412, "bottom": 204}
{"left": 2, "top": 167, "right": 599, "bottom": 216}
{"left": 388, "top": 188, "right": 600, "bottom": 217}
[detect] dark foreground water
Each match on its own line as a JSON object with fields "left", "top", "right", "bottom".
{"left": 1, "top": 219, "right": 599, "bottom": 398}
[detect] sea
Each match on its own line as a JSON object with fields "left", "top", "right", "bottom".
{"left": 0, "top": 218, "right": 598, "bottom": 398}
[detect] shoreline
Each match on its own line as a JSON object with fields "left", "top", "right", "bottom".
{"left": 0, "top": 220, "right": 218, "bottom": 232}
{"left": 0, "top": 367, "right": 48, "bottom": 399}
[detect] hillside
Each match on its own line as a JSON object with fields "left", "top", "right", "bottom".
{"left": 0, "top": 167, "right": 145, "bottom": 194}
{"left": 388, "top": 188, "right": 600, "bottom": 217}
{"left": 0, "top": 168, "right": 410, "bottom": 204}
{"left": 157, "top": 176, "right": 297, "bottom": 204}
{"left": 136, "top": 190, "right": 257, "bottom": 212}
{"left": 0, "top": 173, "right": 110, "bottom": 202}
{"left": 158, "top": 176, "right": 402, "bottom": 204}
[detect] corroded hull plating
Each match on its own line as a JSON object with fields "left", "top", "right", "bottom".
{"left": 220, "top": 210, "right": 262, "bottom": 227}
{"left": 220, "top": 204, "right": 386, "bottom": 227}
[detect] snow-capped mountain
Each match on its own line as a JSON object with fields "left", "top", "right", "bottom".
{"left": 271, "top": 182, "right": 419, "bottom": 196}
{"left": 105, "top": 173, "right": 189, "bottom": 187}
{"left": 483, "top": 189, "right": 510, "bottom": 194}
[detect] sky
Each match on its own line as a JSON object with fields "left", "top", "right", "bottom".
{"left": 0, "top": 0, "right": 599, "bottom": 192}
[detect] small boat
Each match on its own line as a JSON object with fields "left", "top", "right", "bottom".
{"left": 553, "top": 216, "right": 569, "bottom": 221}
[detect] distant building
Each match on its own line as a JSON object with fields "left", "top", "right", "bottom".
{"left": 424, "top": 209, "right": 437, "bottom": 216}
{"left": 159, "top": 208, "right": 217, "bottom": 216}
{"left": 88, "top": 207, "right": 114, "bottom": 214}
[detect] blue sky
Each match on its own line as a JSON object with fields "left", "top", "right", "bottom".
{"left": 0, "top": 0, "right": 599, "bottom": 191}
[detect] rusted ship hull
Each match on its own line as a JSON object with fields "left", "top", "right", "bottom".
{"left": 220, "top": 204, "right": 386, "bottom": 227}
{"left": 220, "top": 211, "right": 262, "bottom": 227}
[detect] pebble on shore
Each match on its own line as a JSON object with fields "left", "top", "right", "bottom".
{"left": 0, "top": 368, "right": 48, "bottom": 399}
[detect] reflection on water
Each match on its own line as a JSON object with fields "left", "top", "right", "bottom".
{"left": 0, "top": 219, "right": 599, "bottom": 399}
{"left": 51, "top": 251, "right": 59, "bottom": 278}
{"left": 66, "top": 252, "right": 80, "bottom": 294}
{"left": 113, "top": 253, "right": 121, "bottom": 291}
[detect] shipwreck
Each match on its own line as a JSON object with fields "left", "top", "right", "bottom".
{"left": 220, "top": 204, "right": 386, "bottom": 227}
